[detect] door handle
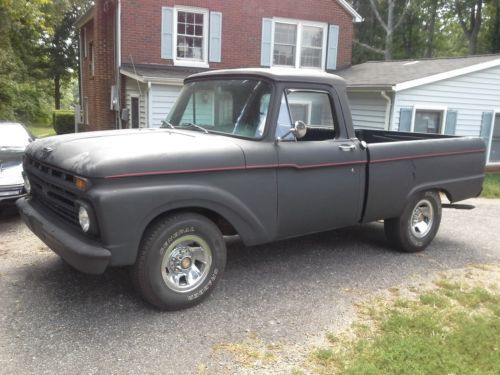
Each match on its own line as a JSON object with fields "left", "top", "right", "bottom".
{"left": 339, "top": 144, "right": 356, "bottom": 152}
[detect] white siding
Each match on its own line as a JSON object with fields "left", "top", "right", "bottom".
{"left": 347, "top": 91, "right": 388, "bottom": 130}
{"left": 150, "top": 84, "right": 182, "bottom": 128}
{"left": 392, "top": 65, "right": 500, "bottom": 136}
{"left": 125, "top": 78, "right": 148, "bottom": 128}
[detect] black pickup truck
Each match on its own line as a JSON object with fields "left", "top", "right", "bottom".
{"left": 17, "top": 69, "right": 486, "bottom": 310}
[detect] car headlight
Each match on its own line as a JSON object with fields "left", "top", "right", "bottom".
{"left": 78, "top": 205, "right": 90, "bottom": 232}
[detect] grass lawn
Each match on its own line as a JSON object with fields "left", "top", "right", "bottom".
{"left": 310, "top": 266, "right": 500, "bottom": 375}
{"left": 27, "top": 123, "right": 55, "bottom": 138}
{"left": 481, "top": 173, "right": 500, "bottom": 198}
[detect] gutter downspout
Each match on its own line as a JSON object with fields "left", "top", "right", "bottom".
{"left": 381, "top": 90, "right": 392, "bottom": 130}
{"left": 116, "top": 0, "right": 122, "bottom": 128}
{"left": 147, "top": 81, "right": 152, "bottom": 128}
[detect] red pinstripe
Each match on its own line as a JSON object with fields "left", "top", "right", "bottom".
{"left": 104, "top": 148, "right": 485, "bottom": 179}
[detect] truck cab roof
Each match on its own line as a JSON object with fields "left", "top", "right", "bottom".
{"left": 186, "top": 68, "right": 347, "bottom": 88}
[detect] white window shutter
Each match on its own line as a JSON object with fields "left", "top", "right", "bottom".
{"left": 209, "top": 12, "right": 222, "bottom": 63}
{"left": 161, "top": 7, "right": 174, "bottom": 59}
{"left": 326, "top": 25, "right": 339, "bottom": 70}
{"left": 261, "top": 18, "right": 273, "bottom": 67}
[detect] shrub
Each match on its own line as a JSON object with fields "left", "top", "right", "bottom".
{"left": 52, "top": 110, "right": 75, "bottom": 135}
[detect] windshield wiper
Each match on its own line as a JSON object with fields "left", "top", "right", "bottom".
{"left": 178, "top": 123, "right": 209, "bottom": 134}
{"left": 160, "top": 120, "right": 175, "bottom": 129}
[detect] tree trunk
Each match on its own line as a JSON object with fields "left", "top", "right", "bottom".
{"left": 385, "top": 0, "right": 394, "bottom": 60}
{"left": 424, "top": 0, "right": 439, "bottom": 58}
{"left": 54, "top": 75, "right": 61, "bottom": 110}
{"left": 493, "top": 0, "right": 500, "bottom": 53}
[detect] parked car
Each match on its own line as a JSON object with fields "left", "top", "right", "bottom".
{"left": 0, "top": 122, "right": 34, "bottom": 206}
{"left": 17, "top": 69, "right": 486, "bottom": 310}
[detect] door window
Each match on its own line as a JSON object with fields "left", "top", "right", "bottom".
{"left": 490, "top": 114, "right": 500, "bottom": 163}
{"left": 275, "top": 90, "right": 336, "bottom": 141}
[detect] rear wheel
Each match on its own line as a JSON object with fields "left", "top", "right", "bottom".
{"left": 384, "top": 190, "right": 442, "bottom": 253}
{"left": 132, "top": 212, "right": 226, "bottom": 310}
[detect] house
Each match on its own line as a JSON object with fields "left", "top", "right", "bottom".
{"left": 336, "top": 55, "right": 500, "bottom": 166}
{"left": 75, "top": 0, "right": 362, "bottom": 131}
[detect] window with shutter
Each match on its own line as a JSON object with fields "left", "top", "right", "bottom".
{"left": 262, "top": 18, "right": 329, "bottom": 70}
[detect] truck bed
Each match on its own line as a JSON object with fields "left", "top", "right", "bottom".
{"left": 354, "top": 129, "right": 486, "bottom": 223}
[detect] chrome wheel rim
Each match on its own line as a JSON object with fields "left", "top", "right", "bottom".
{"left": 160, "top": 235, "right": 212, "bottom": 293}
{"left": 410, "top": 199, "right": 434, "bottom": 238}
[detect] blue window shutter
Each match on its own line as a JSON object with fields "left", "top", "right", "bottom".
{"left": 480, "top": 111, "right": 493, "bottom": 147}
{"left": 444, "top": 110, "right": 458, "bottom": 135}
{"left": 161, "top": 7, "right": 174, "bottom": 59}
{"left": 261, "top": 18, "right": 273, "bottom": 67}
{"left": 209, "top": 12, "right": 222, "bottom": 63}
{"left": 399, "top": 108, "right": 412, "bottom": 132}
{"left": 326, "top": 25, "right": 339, "bottom": 70}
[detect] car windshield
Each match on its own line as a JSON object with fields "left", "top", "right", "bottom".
{"left": 167, "top": 79, "right": 272, "bottom": 139}
{"left": 0, "top": 125, "right": 30, "bottom": 148}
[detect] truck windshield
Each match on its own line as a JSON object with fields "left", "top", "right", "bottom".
{"left": 166, "top": 79, "right": 272, "bottom": 139}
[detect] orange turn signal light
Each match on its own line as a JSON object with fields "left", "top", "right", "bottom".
{"left": 75, "top": 177, "right": 87, "bottom": 190}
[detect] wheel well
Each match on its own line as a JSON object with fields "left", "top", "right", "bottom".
{"left": 145, "top": 207, "right": 238, "bottom": 237}
{"left": 438, "top": 189, "right": 452, "bottom": 203}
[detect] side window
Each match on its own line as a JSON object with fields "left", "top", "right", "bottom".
{"left": 275, "top": 90, "right": 336, "bottom": 141}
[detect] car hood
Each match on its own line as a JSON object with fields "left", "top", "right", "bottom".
{"left": 0, "top": 147, "right": 24, "bottom": 186}
{"left": 25, "top": 129, "right": 246, "bottom": 178}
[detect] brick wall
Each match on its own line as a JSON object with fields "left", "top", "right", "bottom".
{"left": 80, "top": 1, "right": 117, "bottom": 131}
{"left": 120, "top": 0, "right": 354, "bottom": 70}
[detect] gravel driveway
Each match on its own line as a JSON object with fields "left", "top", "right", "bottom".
{"left": 1, "top": 199, "right": 499, "bottom": 374}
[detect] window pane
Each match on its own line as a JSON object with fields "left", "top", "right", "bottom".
{"left": 274, "top": 23, "right": 297, "bottom": 44}
{"left": 275, "top": 95, "right": 294, "bottom": 140}
{"left": 168, "top": 80, "right": 272, "bottom": 139}
{"left": 302, "top": 26, "right": 323, "bottom": 47}
{"left": 287, "top": 91, "right": 335, "bottom": 129}
{"left": 273, "top": 45, "right": 295, "bottom": 66}
{"left": 176, "top": 11, "right": 205, "bottom": 61}
{"left": 414, "top": 110, "right": 442, "bottom": 133}
{"left": 273, "top": 23, "right": 297, "bottom": 66}
{"left": 489, "top": 115, "right": 500, "bottom": 162}
{"left": 300, "top": 47, "right": 322, "bottom": 68}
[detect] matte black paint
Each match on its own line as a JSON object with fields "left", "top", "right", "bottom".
{"left": 16, "top": 69, "right": 486, "bottom": 273}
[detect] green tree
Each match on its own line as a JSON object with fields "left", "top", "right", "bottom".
{"left": 0, "top": 0, "right": 53, "bottom": 123}
{"left": 43, "top": 0, "right": 91, "bottom": 109}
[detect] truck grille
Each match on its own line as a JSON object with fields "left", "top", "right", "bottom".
{"left": 24, "top": 156, "right": 80, "bottom": 227}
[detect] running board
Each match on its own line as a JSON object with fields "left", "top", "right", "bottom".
{"left": 442, "top": 203, "right": 475, "bottom": 210}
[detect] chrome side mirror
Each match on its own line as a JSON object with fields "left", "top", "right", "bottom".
{"left": 276, "top": 120, "right": 308, "bottom": 143}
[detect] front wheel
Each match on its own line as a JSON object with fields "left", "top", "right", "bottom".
{"left": 132, "top": 212, "right": 226, "bottom": 310}
{"left": 384, "top": 191, "right": 442, "bottom": 253}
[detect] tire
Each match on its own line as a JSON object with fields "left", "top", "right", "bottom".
{"left": 384, "top": 190, "right": 442, "bottom": 253}
{"left": 131, "top": 212, "right": 226, "bottom": 310}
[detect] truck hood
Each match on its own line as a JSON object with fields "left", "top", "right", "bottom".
{"left": 25, "top": 129, "right": 246, "bottom": 178}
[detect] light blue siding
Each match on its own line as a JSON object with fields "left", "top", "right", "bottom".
{"left": 392, "top": 65, "right": 500, "bottom": 136}
{"left": 346, "top": 91, "right": 388, "bottom": 130}
{"left": 150, "top": 84, "right": 182, "bottom": 128}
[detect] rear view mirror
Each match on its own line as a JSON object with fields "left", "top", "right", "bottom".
{"left": 276, "top": 120, "right": 307, "bottom": 143}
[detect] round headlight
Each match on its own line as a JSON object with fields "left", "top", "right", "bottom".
{"left": 78, "top": 206, "right": 90, "bottom": 232}
{"left": 23, "top": 175, "right": 31, "bottom": 194}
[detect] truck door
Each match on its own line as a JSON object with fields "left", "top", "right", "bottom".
{"left": 275, "top": 88, "right": 366, "bottom": 239}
